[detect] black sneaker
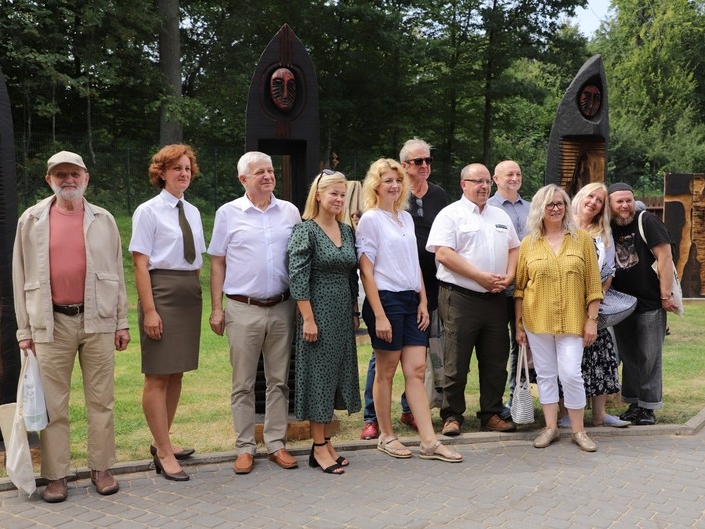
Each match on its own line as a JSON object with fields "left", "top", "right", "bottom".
{"left": 619, "top": 403, "right": 639, "bottom": 422}
{"left": 634, "top": 407, "right": 656, "bottom": 426}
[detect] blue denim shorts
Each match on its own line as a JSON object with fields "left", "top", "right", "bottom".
{"left": 362, "top": 290, "right": 429, "bottom": 351}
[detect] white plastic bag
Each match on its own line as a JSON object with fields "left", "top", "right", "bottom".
{"left": 22, "top": 352, "right": 48, "bottom": 432}
{"left": 0, "top": 357, "right": 37, "bottom": 497}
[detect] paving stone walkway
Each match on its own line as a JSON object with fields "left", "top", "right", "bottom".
{"left": 2, "top": 416, "right": 704, "bottom": 529}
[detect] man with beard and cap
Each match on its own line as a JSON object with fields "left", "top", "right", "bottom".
{"left": 13, "top": 151, "right": 130, "bottom": 502}
{"left": 608, "top": 182, "right": 679, "bottom": 425}
{"left": 427, "top": 163, "right": 520, "bottom": 436}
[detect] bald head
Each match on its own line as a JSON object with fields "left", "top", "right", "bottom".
{"left": 493, "top": 160, "right": 522, "bottom": 200}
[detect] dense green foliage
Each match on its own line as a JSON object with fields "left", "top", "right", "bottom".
{"left": 1, "top": 0, "right": 704, "bottom": 213}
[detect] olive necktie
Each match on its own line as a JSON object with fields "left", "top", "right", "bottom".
{"left": 177, "top": 200, "right": 196, "bottom": 264}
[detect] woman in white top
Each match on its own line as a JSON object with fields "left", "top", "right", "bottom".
{"left": 568, "top": 182, "right": 629, "bottom": 428}
{"left": 356, "top": 158, "right": 462, "bottom": 463}
{"left": 129, "top": 144, "right": 206, "bottom": 481}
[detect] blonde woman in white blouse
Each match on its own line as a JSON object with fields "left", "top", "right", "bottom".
{"left": 356, "top": 158, "right": 462, "bottom": 463}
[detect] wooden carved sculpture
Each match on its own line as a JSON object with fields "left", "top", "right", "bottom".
{"left": 546, "top": 55, "right": 609, "bottom": 194}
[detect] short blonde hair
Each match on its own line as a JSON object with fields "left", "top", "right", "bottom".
{"left": 302, "top": 170, "right": 347, "bottom": 221}
{"left": 571, "top": 182, "right": 612, "bottom": 246}
{"left": 526, "top": 184, "right": 578, "bottom": 240}
{"left": 362, "top": 158, "right": 410, "bottom": 212}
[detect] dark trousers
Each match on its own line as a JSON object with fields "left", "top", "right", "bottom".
{"left": 438, "top": 284, "right": 509, "bottom": 425}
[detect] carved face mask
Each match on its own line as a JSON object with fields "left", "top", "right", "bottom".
{"left": 270, "top": 68, "right": 296, "bottom": 112}
{"left": 578, "top": 85, "right": 601, "bottom": 118}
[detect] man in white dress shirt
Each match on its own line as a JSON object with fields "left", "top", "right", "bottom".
{"left": 427, "top": 163, "right": 520, "bottom": 436}
{"left": 208, "top": 151, "right": 301, "bottom": 475}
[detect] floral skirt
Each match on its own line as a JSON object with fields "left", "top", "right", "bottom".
{"left": 581, "top": 327, "right": 620, "bottom": 397}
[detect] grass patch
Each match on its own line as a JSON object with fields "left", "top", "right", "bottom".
{"left": 3, "top": 213, "right": 704, "bottom": 473}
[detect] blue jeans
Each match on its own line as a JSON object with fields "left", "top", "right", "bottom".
{"left": 363, "top": 353, "right": 410, "bottom": 422}
{"left": 612, "top": 308, "right": 666, "bottom": 410}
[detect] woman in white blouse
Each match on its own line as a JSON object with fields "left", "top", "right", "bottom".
{"left": 129, "top": 144, "right": 206, "bottom": 481}
{"left": 356, "top": 158, "right": 462, "bottom": 463}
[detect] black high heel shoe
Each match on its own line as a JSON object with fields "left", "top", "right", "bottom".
{"left": 308, "top": 442, "right": 344, "bottom": 474}
{"left": 153, "top": 456, "right": 190, "bottom": 481}
{"left": 150, "top": 445, "right": 195, "bottom": 460}
{"left": 325, "top": 437, "right": 349, "bottom": 467}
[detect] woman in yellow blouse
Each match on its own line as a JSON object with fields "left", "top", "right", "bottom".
{"left": 514, "top": 184, "right": 603, "bottom": 452}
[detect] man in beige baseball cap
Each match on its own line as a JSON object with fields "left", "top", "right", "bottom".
{"left": 13, "top": 150, "right": 130, "bottom": 502}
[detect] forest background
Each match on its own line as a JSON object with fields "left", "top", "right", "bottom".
{"left": 2, "top": 0, "right": 705, "bottom": 215}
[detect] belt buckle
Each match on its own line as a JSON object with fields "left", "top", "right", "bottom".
{"left": 67, "top": 304, "right": 81, "bottom": 315}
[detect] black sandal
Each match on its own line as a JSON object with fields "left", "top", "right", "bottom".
{"left": 309, "top": 442, "right": 344, "bottom": 474}
{"left": 325, "top": 437, "right": 349, "bottom": 467}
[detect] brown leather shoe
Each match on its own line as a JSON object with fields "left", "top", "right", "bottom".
{"left": 42, "top": 477, "right": 68, "bottom": 503}
{"left": 234, "top": 453, "right": 254, "bottom": 474}
{"left": 268, "top": 448, "right": 298, "bottom": 469}
{"left": 481, "top": 414, "right": 517, "bottom": 432}
{"left": 400, "top": 412, "right": 418, "bottom": 431}
{"left": 360, "top": 421, "right": 379, "bottom": 440}
{"left": 441, "top": 419, "right": 461, "bottom": 436}
{"left": 91, "top": 470, "right": 119, "bottom": 495}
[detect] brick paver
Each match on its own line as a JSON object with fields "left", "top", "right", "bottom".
{"left": 2, "top": 423, "right": 704, "bottom": 528}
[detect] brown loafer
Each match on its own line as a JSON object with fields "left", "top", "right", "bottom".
{"left": 442, "top": 419, "right": 461, "bottom": 437}
{"left": 481, "top": 414, "right": 517, "bottom": 432}
{"left": 267, "top": 448, "right": 298, "bottom": 469}
{"left": 91, "top": 469, "right": 119, "bottom": 495}
{"left": 234, "top": 453, "right": 254, "bottom": 474}
{"left": 42, "top": 477, "right": 68, "bottom": 503}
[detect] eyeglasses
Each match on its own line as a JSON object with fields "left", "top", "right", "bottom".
{"left": 406, "top": 157, "right": 433, "bottom": 166}
{"left": 545, "top": 201, "right": 566, "bottom": 210}
{"left": 415, "top": 197, "right": 423, "bottom": 217}
{"left": 462, "top": 179, "right": 493, "bottom": 186}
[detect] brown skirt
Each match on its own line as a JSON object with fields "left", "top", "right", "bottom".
{"left": 139, "top": 270, "right": 202, "bottom": 375}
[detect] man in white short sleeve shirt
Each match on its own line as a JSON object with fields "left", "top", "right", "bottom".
{"left": 426, "top": 163, "right": 520, "bottom": 436}
{"left": 208, "top": 151, "right": 301, "bottom": 475}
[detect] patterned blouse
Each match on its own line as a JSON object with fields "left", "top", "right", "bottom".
{"left": 514, "top": 229, "right": 603, "bottom": 336}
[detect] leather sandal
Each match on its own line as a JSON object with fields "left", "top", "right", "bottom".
{"left": 377, "top": 436, "right": 412, "bottom": 459}
{"left": 419, "top": 440, "right": 463, "bottom": 463}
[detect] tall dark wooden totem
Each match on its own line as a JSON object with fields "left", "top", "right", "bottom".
{"left": 664, "top": 173, "right": 705, "bottom": 298}
{"left": 246, "top": 24, "right": 320, "bottom": 210}
{"left": 546, "top": 55, "right": 609, "bottom": 195}
{"left": 246, "top": 25, "right": 320, "bottom": 417}
{"left": 0, "top": 62, "right": 20, "bottom": 415}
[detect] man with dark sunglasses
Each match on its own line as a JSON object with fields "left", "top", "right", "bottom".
{"left": 359, "top": 138, "right": 447, "bottom": 440}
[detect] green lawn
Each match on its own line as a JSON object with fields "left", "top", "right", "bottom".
{"left": 7, "top": 214, "right": 705, "bottom": 471}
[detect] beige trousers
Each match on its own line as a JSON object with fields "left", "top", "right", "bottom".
{"left": 34, "top": 313, "right": 116, "bottom": 480}
{"left": 225, "top": 297, "right": 294, "bottom": 455}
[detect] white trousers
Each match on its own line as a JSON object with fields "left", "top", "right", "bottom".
{"left": 525, "top": 331, "right": 586, "bottom": 409}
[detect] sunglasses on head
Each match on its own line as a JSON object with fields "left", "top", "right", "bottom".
{"left": 313, "top": 168, "right": 344, "bottom": 194}
{"left": 406, "top": 157, "right": 433, "bottom": 166}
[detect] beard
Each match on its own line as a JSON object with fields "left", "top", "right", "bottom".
{"left": 614, "top": 211, "right": 635, "bottom": 226}
{"left": 51, "top": 182, "right": 87, "bottom": 202}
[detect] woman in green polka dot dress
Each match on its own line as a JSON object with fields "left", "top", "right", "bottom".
{"left": 288, "top": 170, "right": 361, "bottom": 475}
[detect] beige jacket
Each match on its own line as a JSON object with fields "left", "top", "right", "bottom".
{"left": 13, "top": 195, "right": 129, "bottom": 343}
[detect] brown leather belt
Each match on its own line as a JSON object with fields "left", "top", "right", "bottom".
{"left": 226, "top": 291, "right": 290, "bottom": 308}
{"left": 439, "top": 281, "right": 500, "bottom": 299}
{"left": 53, "top": 303, "right": 85, "bottom": 316}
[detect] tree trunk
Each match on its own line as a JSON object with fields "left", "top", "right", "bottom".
{"left": 158, "top": 0, "right": 183, "bottom": 146}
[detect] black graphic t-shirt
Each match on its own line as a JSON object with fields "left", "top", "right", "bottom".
{"left": 611, "top": 211, "right": 671, "bottom": 312}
